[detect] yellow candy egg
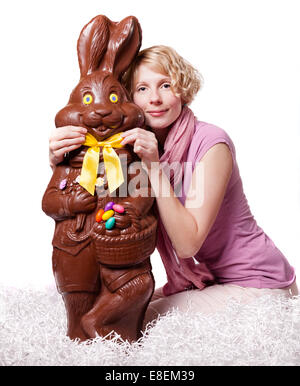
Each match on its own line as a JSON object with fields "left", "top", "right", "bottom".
{"left": 102, "top": 210, "right": 114, "bottom": 221}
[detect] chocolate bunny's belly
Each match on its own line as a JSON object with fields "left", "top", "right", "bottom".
{"left": 91, "top": 148, "right": 157, "bottom": 267}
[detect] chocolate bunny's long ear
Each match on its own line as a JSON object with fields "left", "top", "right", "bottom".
{"left": 102, "top": 16, "right": 142, "bottom": 79}
{"left": 77, "top": 15, "right": 110, "bottom": 78}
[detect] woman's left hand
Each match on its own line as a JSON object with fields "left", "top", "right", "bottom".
{"left": 121, "top": 128, "right": 160, "bottom": 168}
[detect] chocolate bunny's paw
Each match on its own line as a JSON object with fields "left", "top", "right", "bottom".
{"left": 68, "top": 185, "right": 97, "bottom": 215}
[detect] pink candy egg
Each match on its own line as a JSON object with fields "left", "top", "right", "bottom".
{"left": 59, "top": 179, "right": 67, "bottom": 190}
{"left": 113, "top": 204, "right": 125, "bottom": 214}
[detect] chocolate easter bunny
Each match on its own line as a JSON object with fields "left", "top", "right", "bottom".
{"left": 42, "top": 15, "right": 157, "bottom": 342}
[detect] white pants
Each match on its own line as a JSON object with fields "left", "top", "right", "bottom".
{"left": 143, "top": 280, "right": 299, "bottom": 326}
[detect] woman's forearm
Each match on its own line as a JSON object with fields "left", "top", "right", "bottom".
{"left": 120, "top": 131, "right": 233, "bottom": 259}
{"left": 149, "top": 165, "right": 205, "bottom": 258}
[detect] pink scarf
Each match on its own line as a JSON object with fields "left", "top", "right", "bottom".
{"left": 156, "top": 106, "right": 215, "bottom": 296}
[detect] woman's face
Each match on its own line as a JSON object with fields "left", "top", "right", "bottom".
{"left": 132, "top": 64, "right": 182, "bottom": 131}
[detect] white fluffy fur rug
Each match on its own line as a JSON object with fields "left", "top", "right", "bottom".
{"left": 1, "top": 285, "right": 300, "bottom": 366}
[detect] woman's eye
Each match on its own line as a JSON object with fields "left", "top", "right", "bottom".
{"left": 109, "top": 93, "right": 118, "bottom": 103}
{"left": 137, "top": 86, "right": 147, "bottom": 92}
{"left": 162, "top": 83, "right": 171, "bottom": 89}
{"left": 83, "top": 94, "right": 93, "bottom": 105}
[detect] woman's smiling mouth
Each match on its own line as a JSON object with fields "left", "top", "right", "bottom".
{"left": 147, "top": 109, "right": 168, "bottom": 117}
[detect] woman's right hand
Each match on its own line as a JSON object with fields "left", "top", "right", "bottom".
{"left": 49, "top": 126, "right": 87, "bottom": 168}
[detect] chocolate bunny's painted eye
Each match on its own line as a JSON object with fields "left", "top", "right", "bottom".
{"left": 83, "top": 94, "right": 93, "bottom": 105}
{"left": 109, "top": 93, "right": 118, "bottom": 103}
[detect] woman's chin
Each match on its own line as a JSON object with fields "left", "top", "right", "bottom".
{"left": 146, "top": 118, "right": 169, "bottom": 130}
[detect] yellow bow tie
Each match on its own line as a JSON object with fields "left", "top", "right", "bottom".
{"left": 79, "top": 132, "right": 125, "bottom": 195}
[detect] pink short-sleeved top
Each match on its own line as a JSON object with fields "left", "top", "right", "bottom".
{"left": 179, "top": 121, "right": 295, "bottom": 289}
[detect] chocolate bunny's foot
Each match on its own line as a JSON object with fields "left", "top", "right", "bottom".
{"left": 81, "top": 263, "right": 154, "bottom": 342}
{"left": 62, "top": 291, "right": 98, "bottom": 341}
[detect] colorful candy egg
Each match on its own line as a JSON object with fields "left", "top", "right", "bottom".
{"left": 102, "top": 210, "right": 114, "bottom": 221}
{"left": 59, "top": 179, "right": 67, "bottom": 190}
{"left": 105, "top": 217, "right": 116, "bottom": 230}
{"left": 112, "top": 204, "right": 125, "bottom": 214}
{"left": 95, "top": 209, "right": 104, "bottom": 223}
{"left": 104, "top": 201, "right": 115, "bottom": 211}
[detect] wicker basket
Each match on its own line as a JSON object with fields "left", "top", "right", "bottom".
{"left": 93, "top": 219, "right": 157, "bottom": 266}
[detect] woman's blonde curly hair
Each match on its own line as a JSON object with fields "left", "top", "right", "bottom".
{"left": 122, "top": 45, "right": 203, "bottom": 105}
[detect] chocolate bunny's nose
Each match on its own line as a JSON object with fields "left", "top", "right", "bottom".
{"left": 95, "top": 107, "right": 112, "bottom": 118}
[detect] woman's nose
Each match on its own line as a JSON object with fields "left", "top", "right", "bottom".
{"left": 149, "top": 90, "right": 162, "bottom": 105}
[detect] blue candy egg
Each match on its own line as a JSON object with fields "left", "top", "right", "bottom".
{"left": 105, "top": 217, "right": 116, "bottom": 230}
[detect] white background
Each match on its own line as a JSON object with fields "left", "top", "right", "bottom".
{"left": 0, "top": 0, "right": 299, "bottom": 289}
